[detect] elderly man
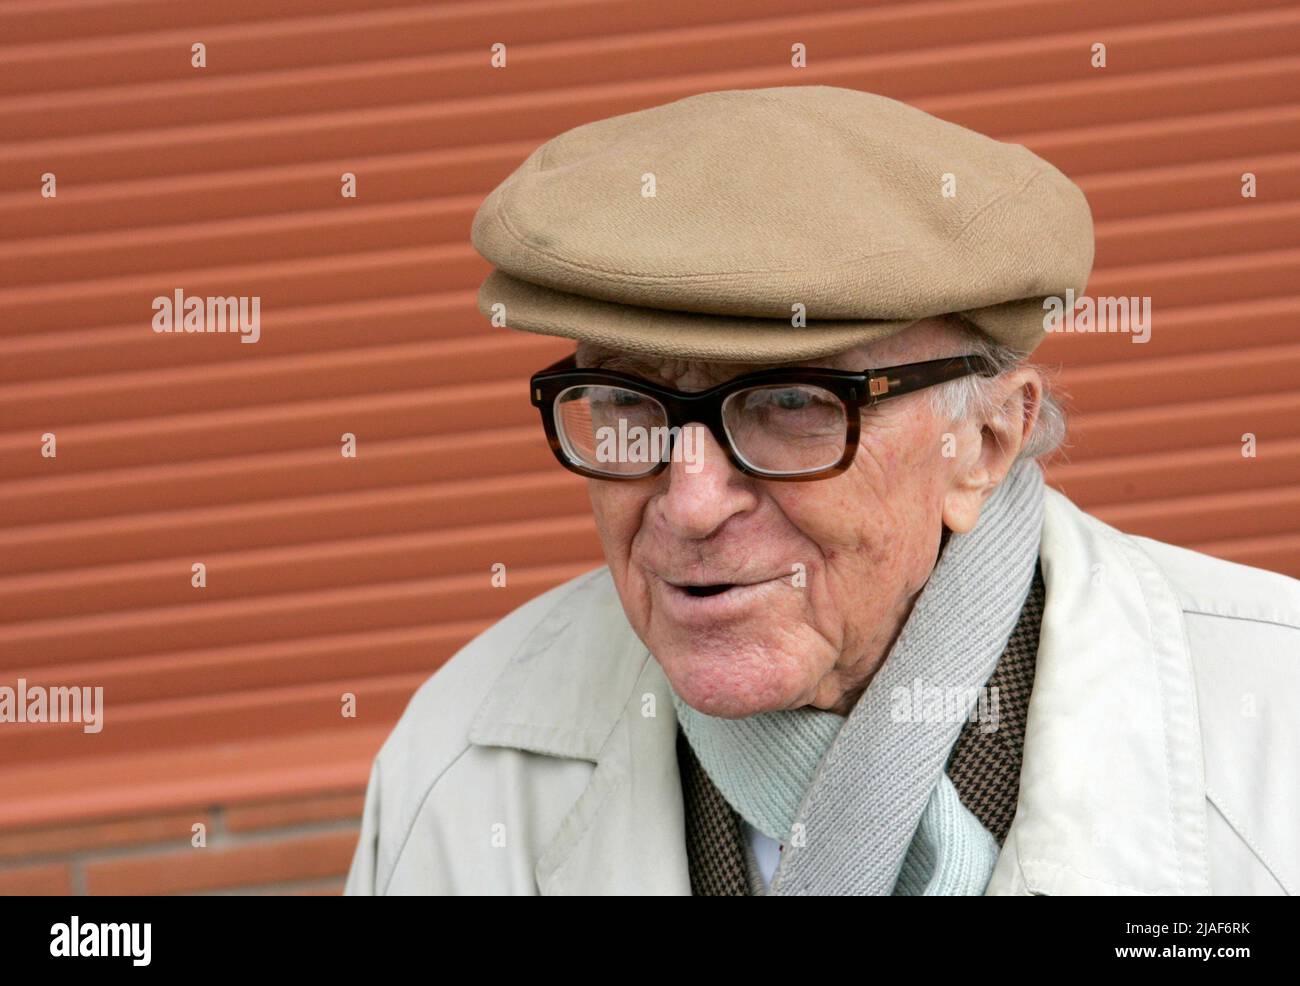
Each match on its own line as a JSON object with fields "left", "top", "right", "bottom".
{"left": 345, "top": 86, "right": 1300, "bottom": 895}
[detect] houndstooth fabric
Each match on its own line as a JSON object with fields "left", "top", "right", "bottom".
{"left": 677, "top": 725, "right": 754, "bottom": 895}
{"left": 677, "top": 558, "right": 1045, "bottom": 896}
{"left": 944, "top": 558, "right": 1044, "bottom": 845}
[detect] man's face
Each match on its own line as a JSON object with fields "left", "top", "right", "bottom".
{"left": 582, "top": 319, "right": 994, "bottom": 719}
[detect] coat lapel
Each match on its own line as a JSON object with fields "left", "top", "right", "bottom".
{"left": 986, "top": 488, "right": 1211, "bottom": 895}
{"left": 532, "top": 654, "right": 689, "bottom": 894}
{"left": 466, "top": 567, "right": 690, "bottom": 894}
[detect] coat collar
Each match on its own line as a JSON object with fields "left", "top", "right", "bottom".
{"left": 466, "top": 488, "right": 1211, "bottom": 896}
{"left": 467, "top": 568, "right": 646, "bottom": 763}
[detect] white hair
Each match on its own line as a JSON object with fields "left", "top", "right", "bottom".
{"left": 925, "top": 315, "right": 1069, "bottom": 462}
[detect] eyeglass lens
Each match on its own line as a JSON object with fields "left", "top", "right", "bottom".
{"left": 553, "top": 382, "right": 848, "bottom": 477}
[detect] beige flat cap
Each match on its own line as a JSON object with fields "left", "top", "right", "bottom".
{"left": 472, "top": 85, "right": 1094, "bottom": 361}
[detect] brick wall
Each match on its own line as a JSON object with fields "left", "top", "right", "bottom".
{"left": 0, "top": 792, "right": 363, "bottom": 896}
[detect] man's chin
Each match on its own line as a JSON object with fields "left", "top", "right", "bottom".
{"left": 655, "top": 650, "right": 806, "bottom": 720}
{"left": 679, "top": 691, "right": 785, "bottom": 720}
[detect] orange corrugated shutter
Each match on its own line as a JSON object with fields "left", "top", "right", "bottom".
{"left": 0, "top": 0, "right": 1296, "bottom": 893}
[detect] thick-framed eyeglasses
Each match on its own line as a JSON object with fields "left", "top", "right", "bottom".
{"left": 529, "top": 352, "right": 998, "bottom": 482}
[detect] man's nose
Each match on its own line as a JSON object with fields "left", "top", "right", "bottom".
{"left": 654, "top": 423, "right": 757, "bottom": 540}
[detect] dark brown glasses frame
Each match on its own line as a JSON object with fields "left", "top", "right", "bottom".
{"left": 529, "top": 353, "right": 998, "bottom": 482}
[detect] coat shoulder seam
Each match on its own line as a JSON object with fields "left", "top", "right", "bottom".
{"left": 1182, "top": 608, "right": 1300, "bottom": 634}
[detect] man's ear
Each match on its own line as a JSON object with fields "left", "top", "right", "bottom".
{"left": 941, "top": 368, "right": 1042, "bottom": 534}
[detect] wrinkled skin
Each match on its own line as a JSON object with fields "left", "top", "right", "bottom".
{"left": 578, "top": 317, "right": 1043, "bottom": 719}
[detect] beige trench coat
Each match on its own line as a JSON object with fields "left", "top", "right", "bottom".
{"left": 344, "top": 487, "right": 1300, "bottom": 895}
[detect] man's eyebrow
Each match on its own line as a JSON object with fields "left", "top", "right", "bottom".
{"left": 594, "top": 355, "right": 657, "bottom": 372}
{"left": 577, "top": 349, "right": 664, "bottom": 375}
{"left": 576, "top": 347, "right": 856, "bottom": 380}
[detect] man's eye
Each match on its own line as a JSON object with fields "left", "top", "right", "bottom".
{"left": 772, "top": 388, "right": 812, "bottom": 410}
{"left": 754, "top": 387, "right": 828, "bottom": 413}
{"left": 610, "top": 390, "right": 645, "bottom": 407}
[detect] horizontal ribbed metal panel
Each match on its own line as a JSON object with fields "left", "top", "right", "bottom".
{"left": 1, "top": 0, "right": 1297, "bottom": 834}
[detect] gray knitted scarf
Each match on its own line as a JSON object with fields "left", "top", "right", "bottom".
{"left": 671, "top": 457, "right": 1045, "bottom": 895}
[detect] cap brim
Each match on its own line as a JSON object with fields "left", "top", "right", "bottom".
{"left": 476, "top": 270, "right": 923, "bottom": 363}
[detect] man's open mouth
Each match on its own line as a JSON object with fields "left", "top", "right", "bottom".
{"left": 681, "top": 583, "right": 735, "bottom": 597}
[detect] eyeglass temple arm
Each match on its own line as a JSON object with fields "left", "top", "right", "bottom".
{"left": 864, "top": 355, "right": 997, "bottom": 403}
